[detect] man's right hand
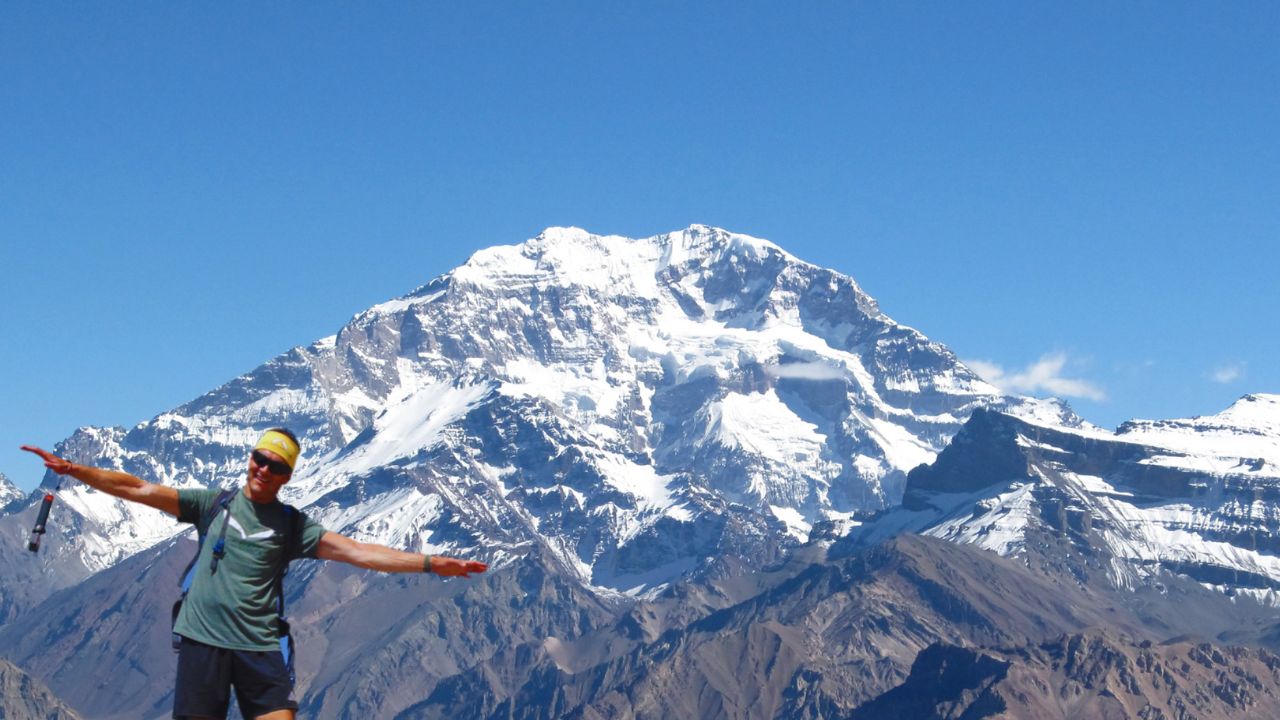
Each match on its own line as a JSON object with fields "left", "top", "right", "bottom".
{"left": 20, "top": 445, "right": 180, "bottom": 517}
{"left": 21, "top": 445, "right": 75, "bottom": 475}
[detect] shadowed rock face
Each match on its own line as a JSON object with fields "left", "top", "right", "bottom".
{"left": 901, "top": 408, "right": 1038, "bottom": 507}
{"left": 851, "top": 644, "right": 1010, "bottom": 720}
{"left": 854, "top": 631, "right": 1280, "bottom": 720}
{"left": 0, "top": 660, "right": 81, "bottom": 720}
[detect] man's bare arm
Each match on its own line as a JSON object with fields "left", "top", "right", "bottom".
{"left": 315, "top": 531, "right": 488, "bottom": 577}
{"left": 20, "top": 445, "right": 180, "bottom": 517}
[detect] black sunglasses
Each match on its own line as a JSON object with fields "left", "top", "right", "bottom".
{"left": 251, "top": 450, "right": 292, "bottom": 476}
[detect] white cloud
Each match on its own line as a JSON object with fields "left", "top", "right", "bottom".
{"left": 1210, "top": 362, "right": 1245, "bottom": 384}
{"left": 965, "top": 353, "right": 1106, "bottom": 402}
{"left": 965, "top": 360, "right": 1010, "bottom": 384}
{"left": 764, "top": 361, "right": 846, "bottom": 381}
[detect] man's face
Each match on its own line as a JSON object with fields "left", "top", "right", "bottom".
{"left": 248, "top": 448, "right": 292, "bottom": 496}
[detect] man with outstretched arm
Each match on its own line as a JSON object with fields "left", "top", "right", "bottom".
{"left": 22, "top": 428, "right": 487, "bottom": 720}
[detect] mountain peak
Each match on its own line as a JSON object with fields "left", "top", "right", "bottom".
{"left": 1218, "top": 393, "right": 1280, "bottom": 429}
{"left": 0, "top": 472, "right": 21, "bottom": 509}
{"left": 451, "top": 225, "right": 795, "bottom": 293}
{"left": 1115, "top": 392, "right": 1280, "bottom": 464}
{"left": 531, "top": 224, "right": 784, "bottom": 253}
{"left": 658, "top": 224, "right": 788, "bottom": 259}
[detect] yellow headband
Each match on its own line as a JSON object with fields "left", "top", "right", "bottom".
{"left": 254, "top": 430, "right": 301, "bottom": 470}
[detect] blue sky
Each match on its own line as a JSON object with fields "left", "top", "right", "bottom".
{"left": 3, "top": 3, "right": 1277, "bottom": 491}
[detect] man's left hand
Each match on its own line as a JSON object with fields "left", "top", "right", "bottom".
{"left": 430, "top": 556, "right": 488, "bottom": 577}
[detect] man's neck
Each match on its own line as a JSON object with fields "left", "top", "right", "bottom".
{"left": 242, "top": 484, "right": 280, "bottom": 505}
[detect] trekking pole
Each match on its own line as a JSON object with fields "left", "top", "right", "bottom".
{"left": 27, "top": 478, "right": 62, "bottom": 553}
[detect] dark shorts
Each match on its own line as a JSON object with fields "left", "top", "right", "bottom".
{"left": 174, "top": 636, "right": 297, "bottom": 719}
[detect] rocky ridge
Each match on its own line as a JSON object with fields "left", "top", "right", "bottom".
{"left": 394, "top": 535, "right": 1279, "bottom": 720}
{"left": 0, "top": 659, "right": 81, "bottom": 720}
{"left": 853, "top": 631, "right": 1280, "bottom": 720}
{"left": 857, "top": 398, "right": 1280, "bottom": 603}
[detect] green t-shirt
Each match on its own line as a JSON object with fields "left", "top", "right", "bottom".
{"left": 174, "top": 488, "right": 327, "bottom": 651}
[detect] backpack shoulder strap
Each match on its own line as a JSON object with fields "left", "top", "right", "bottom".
{"left": 178, "top": 489, "right": 235, "bottom": 591}
{"left": 275, "top": 504, "right": 304, "bottom": 682}
{"left": 276, "top": 504, "right": 301, "bottom": 591}
{"left": 201, "top": 489, "right": 236, "bottom": 534}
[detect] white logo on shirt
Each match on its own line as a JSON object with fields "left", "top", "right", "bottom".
{"left": 227, "top": 516, "right": 276, "bottom": 542}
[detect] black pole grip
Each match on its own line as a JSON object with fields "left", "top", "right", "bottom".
{"left": 27, "top": 493, "right": 54, "bottom": 553}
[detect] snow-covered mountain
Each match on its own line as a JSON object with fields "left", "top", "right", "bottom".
{"left": 1, "top": 226, "right": 1022, "bottom": 621}
{"left": 856, "top": 394, "right": 1280, "bottom": 603}
{"left": 4, "top": 226, "right": 1279, "bottom": 718}
{"left": 0, "top": 472, "right": 20, "bottom": 509}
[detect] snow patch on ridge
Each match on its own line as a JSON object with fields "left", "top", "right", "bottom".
{"left": 328, "top": 382, "right": 493, "bottom": 478}
{"left": 923, "top": 482, "right": 1036, "bottom": 556}
{"left": 865, "top": 417, "right": 938, "bottom": 473}
{"left": 591, "top": 452, "right": 678, "bottom": 513}
{"left": 708, "top": 390, "right": 826, "bottom": 464}
{"left": 770, "top": 504, "right": 812, "bottom": 541}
